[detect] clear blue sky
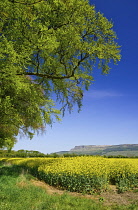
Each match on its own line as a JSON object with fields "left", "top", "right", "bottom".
{"left": 13, "top": 0, "right": 138, "bottom": 154}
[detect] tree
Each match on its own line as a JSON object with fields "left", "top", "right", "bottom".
{"left": 0, "top": 0, "right": 121, "bottom": 149}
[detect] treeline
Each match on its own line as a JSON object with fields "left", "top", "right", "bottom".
{"left": 0, "top": 150, "right": 78, "bottom": 158}
{"left": 0, "top": 150, "right": 46, "bottom": 158}
{"left": 0, "top": 149, "right": 138, "bottom": 158}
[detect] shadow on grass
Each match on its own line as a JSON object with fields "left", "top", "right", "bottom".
{"left": 0, "top": 165, "right": 25, "bottom": 177}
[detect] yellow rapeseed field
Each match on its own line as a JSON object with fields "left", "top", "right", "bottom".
{"left": 1, "top": 156, "right": 138, "bottom": 193}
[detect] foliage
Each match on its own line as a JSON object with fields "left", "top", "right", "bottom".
{"left": 0, "top": 0, "right": 121, "bottom": 148}
{"left": 1, "top": 156, "right": 138, "bottom": 194}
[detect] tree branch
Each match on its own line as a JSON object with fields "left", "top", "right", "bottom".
{"left": 48, "top": 21, "right": 72, "bottom": 31}
{"left": 73, "top": 53, "right": 89, "bottom": 72}
{"left": 16, "top": 53, "right": 89, "bottom": 80}
{"left": 8, "top": 0, "right": 44, "bottom": 5}
{"left": 36, "top": 48, "right": 40, "bottom": 74}
{"left": 16, "top": 72, "right": 74, "bottom": 79}
{"left": 20, "top": 55, "right": 88, "bottom": 80}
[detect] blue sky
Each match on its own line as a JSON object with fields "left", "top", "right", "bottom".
{"left": 13, "top": 0, "right": 138, "bottom": 154}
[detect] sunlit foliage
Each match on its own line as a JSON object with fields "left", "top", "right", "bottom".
{"left": 0, "top": 0, "right": 121, "bottom": 148}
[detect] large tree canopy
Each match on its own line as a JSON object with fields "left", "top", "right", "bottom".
{"left": 0, "top": 0, "right": 121, "bottom": 149}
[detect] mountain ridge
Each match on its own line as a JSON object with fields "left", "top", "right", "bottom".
{"left": 57, "top": 144, "right": 138, "bottom": 156}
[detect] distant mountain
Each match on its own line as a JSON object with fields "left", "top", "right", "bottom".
{"left": 57, "top": 144, "right": 138, "bottom": 156}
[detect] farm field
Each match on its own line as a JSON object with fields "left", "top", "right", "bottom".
{"left": 1, "top": 156, "right": 138, "bottom": 194}
{"left": 0, "top": 156, "right": 138, "bottom": 210}
{"left": 0, "top": 163, "right": 138, "bottom": 210}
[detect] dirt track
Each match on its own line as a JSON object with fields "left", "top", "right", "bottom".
{"left": 29, "top": 179, "right": 138, "bottom": 207}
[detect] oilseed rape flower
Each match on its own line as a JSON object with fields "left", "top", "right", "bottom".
{"left": 1, "top": 156, "right": 138, "bottom": 194}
